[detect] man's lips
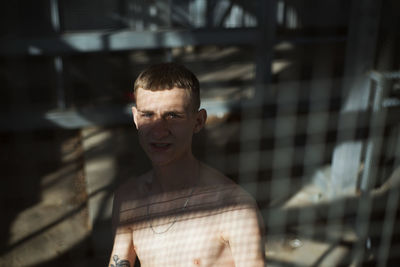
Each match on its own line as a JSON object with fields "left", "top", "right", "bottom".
{"left": 149, "top": 142, "right": 172, "bottom": 151}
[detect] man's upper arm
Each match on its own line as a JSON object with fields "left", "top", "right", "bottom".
{"left": 109, "top": 188, "right": 136, "bottom": 266}
{"left": 224, "top": 205, "right": 266, "bottom": 267}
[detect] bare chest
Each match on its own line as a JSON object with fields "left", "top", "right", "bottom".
{"left": 132, "top": 213, "right": 234, "bottom": 267}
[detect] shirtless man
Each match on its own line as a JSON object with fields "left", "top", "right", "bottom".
{"left": 109, "top": 63, "right": 266, "bottom": 267}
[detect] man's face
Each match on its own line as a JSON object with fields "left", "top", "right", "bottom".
{"left": 132, "top": 87, "right": 205, "bottom": 166}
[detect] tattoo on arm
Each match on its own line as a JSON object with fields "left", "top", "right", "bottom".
{"left": 110, "top": 255, "right": 131, "bottom": 267}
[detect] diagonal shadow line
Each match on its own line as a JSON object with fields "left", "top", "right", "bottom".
{"left": 119, "top": 185, "right": 236, "bottom": 213}
{"left": 0, "top": 184, "right": 114, "bottom": 256}
{"left": 118, "top": 202, "right": 255, "bottom": 232}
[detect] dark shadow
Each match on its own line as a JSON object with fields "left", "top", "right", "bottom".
{"left": 0, "top": 129, "right": 81, "bottom": 255}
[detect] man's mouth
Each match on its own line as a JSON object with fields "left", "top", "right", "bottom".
{"left": 150, "top": 143, "right": 171, "bottom": 150}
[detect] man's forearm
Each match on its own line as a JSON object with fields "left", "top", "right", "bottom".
{"left": 109, "top": 254, "right": 132, "bottom": 267}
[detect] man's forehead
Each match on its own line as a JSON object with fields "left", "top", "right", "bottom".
{"left": 136, "top": 88, "right": 190, "bottom": 102}
{"left": 135, "top": 87, "right": 192, "bottom": 110}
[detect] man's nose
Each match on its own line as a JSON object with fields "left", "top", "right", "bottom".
{"left": 150, "top": 118, "right": 170, "bottom": 139}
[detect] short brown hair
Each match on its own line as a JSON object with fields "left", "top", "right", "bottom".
{"left": 134, "top": 62, "right": 200, "bottom": 111}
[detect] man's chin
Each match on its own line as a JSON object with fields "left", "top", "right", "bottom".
{"left": 146, "top": 151, "right": 172, "bottom": 165}
{"left": 150, "top": 158, "right": 173, "bottom": 167}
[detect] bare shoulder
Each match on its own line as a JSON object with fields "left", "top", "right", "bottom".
{"left": 199, "top": 162, "right": 235, "bottom": 186}
{"left": 112, "top": 172, "right": 152, "bottom": 228}
{"left": 198, "top": 163, "right": 257, "bottom": 207}
{"left": 114, "top": 171, "right": 152, "bottom": 202}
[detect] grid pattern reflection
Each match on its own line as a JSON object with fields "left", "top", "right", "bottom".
{"left": 1, "top": 0, "right": 399, "bottom": 266}
{"left": 227, "top": 72, "right": 400, "bottom": 266}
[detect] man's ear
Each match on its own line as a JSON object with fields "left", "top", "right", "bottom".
{"left": 132, "top": 106, "right": 138, "bottom": 129}
{"left": 193, "top": 109, "right": 207, "bottom": 133}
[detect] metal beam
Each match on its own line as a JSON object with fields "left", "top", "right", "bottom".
{"left": 0, "top": 28, "right": 347, "bottom": 56}
{"left": 0, "top": 29, "right": 260, "bottom": 56}
{"left": 330, "top": 0, "right": 383, "bottom": 198}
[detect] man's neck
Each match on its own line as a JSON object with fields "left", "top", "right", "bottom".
{"left": 152, "top": 155, "right": 200, "bottom": 193}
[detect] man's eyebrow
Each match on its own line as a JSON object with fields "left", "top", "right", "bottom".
{"left": 137, "top": 109, "right": 153, "bottom": 113}
{"left": 163, "top": 110, "right": 185, "bottom": 114}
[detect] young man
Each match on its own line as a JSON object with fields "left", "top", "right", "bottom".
{"left": 109, "top": 63, "right": 266, "bottom": 267}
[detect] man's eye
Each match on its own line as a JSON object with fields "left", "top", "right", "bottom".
{"left": 166, "top": 113, "right": 180, "bottom": 119}
{"left": 141, "top": 113, "right": 153, "bottom": 118}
